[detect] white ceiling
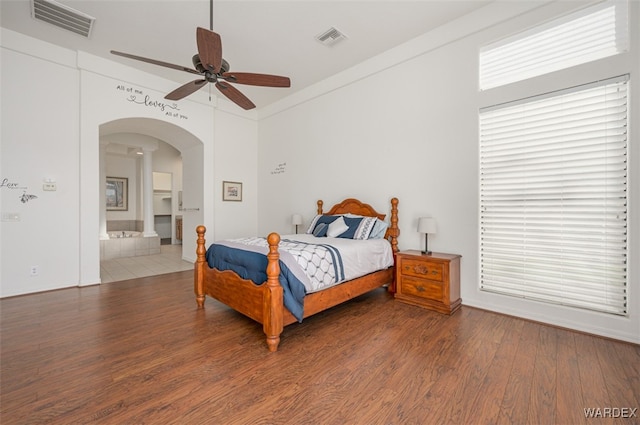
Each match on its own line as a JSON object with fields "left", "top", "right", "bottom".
{"left": 1, "top": 0, "right": 493, "bottom": 109}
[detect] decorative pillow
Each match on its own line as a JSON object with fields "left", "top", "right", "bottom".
{"left": 334, "top": 215, "right": 382, "bottom": 239}
{"left": 326, "top": 216, "right": 349, "bottom": 237}
{"left": 312, "top": 222, "right": 328, "bottom": 237}
{"left": 352, "top": 216, "right": 378, "bottom": 240}
{"left": 336, "top": 217, "right": 362, "bottom": 238}
{"left": 368, "top": 219, "right": 389, "bottom": 239}
{"left": 306, "top": 215, "right": 340, "bottom": 234}
{"left": 306, "top": 215, "right": 321, "bottom": 234}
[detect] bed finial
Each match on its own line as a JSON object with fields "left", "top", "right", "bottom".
{"left": 317, "top": 200, "right": 323, "bottom": 215}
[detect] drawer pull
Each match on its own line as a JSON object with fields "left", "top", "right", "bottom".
{"left": 416, "top": 285, "right": 425, "bottom": 292}
{"left": 413, "top": 265, "right": 429, "bottom": 275}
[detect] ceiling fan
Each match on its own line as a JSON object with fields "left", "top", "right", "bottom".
{"left": 110, "top": 4, "right": 290, "bottom": 110}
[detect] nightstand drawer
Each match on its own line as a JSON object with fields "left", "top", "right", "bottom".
{"left": 399, "top": 276, "right": 443, "bottom": 300}
{"left": 399, "top": 258, "right": 444, "bottom": 282}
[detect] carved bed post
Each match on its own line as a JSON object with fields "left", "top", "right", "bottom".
{"left": 389, "top": 197, "right": 400, "bottom": 253}
{"left": 195, "top": 225, "right": 207, "bottom": 309}
{"left": 317, "top": 200, "right": 323, "bottom": 215}
{"left": 264, "top": 232, "right": 284, "bottom": 352}
{"left": 388, "top": 198, "right": 400, "bottom": 293}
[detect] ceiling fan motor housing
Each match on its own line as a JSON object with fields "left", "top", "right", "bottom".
{"left": 192, "top": 54, "right": 230, "bottom": 75}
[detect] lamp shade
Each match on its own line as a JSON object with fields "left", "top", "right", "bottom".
{"left": 292, "top": 214, "right": 303, "bottom": 225}
{"left": 417, "top": 217, "right": 437, "bottom": 234}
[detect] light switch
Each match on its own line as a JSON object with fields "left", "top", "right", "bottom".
{"left": 43, "top": 183, "right": 57, "bottom": 191}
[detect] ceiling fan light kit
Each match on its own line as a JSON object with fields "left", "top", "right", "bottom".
{"left": 111, "top": 26, "right": 290, "bottom": 110}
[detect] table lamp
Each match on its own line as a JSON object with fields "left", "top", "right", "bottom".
{"left": 417, "top": 217, "right": 437, "bottom": 255}
{"left": 292, "top": 214, "right": 303, "bottom": 234}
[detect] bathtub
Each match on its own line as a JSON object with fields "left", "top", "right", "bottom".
{"left": 101, "top": 232, "right": 160, "bottom": 260}
{"left": 108, "top": 231, "right": 142, "bottom": 239}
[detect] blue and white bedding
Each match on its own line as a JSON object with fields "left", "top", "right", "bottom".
{"left": 206, "top": 234, "right": 394, "bottom": 322}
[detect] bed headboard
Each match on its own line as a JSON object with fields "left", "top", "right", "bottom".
{"left": 318, "top": 198, "right": 386, "bottom": 220}
{"left": 316, "top": 197, "right": 399, "bottom": 252}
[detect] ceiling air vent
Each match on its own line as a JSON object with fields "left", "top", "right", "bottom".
{"left": 316, "top": 27, "right": 347, "bottom": 47}
{"left": 31, "top": 0, "right": 95, "bottom": 38}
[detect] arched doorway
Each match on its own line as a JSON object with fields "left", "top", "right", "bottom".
{"left": 78, "top": 70, "right": 216, "bottom": 288}
{"left": 95, "top": 118, "right": 205, "bottom": 282}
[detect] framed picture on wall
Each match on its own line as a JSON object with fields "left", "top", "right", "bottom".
{"left": 106, "top": 177, "right": 128, "bottom": 211}
{"left": 222, "top": 181, "right": 242, "bottom": 202}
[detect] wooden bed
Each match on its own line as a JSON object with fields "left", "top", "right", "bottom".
{"left": 194, "top": 197, "right": 399, "bottom": 352}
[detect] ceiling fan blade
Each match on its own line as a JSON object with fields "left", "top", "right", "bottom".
{"left": 165, "top": 79, "right": 208, "bottom": 101}
{"left": 110, "top": 50, "right": 200, "bottom": 75}
{"left": 197, "top": 27, "right": 223, "bottom": 73}
{"left": 215, "top": 82, "right": 256, "bottom": 110}
{"left": 220, "top": 72, "right": 291, "bottom": 87}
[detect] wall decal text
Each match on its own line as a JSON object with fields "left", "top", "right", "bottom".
{"left": 1, "top": 178, "right": 26, "bottom": 190}
{"left": 116, "top": 84, "right": 189, "bottom": 120}
{"left": 271, "top": 162, "right": 287, "bottom": 175}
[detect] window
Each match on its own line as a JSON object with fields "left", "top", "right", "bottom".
{"left": 479, "top": 1, "right": 628, "bottom": 90}
{"left": 479, "top": 76, "right": 628, "bottom": 315}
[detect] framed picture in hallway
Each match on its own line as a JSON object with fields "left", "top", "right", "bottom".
{"left": 106, "top": 177, "right": 128, "bottom": 211}
{"left": 222, "top": 181, "right": 242, "bottom": 202}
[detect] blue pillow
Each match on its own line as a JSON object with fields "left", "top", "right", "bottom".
{"left": 307, "top": 215, "right": 340, "bottom": 234}
{"left": 336, "top": 217, "right": 363, "bottom": 239}
{"left": 312, "top": 222, "right": 328, "bottom": 237}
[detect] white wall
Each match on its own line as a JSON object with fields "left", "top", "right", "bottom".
{"left": 213, "top": 111, "right": 259, "bottom": 241}
{"left": 0, "top": 45, "right": 80, "bottom": 296}
{"left": 257, "top": 1, "right": 639, "bottom": 343}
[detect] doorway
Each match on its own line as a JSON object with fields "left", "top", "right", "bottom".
{"left": 95, "top": 118, "right": 205, "bottom": 283}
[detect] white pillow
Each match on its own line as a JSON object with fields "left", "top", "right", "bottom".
{"left": 326, "top": 216, "right": 349, "bottom": 237}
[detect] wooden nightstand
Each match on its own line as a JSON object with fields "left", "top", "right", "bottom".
{"left": 394, "top": 250, "right": 461, "bottom": 314}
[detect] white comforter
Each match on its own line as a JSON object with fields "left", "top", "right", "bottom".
{"left": 279, "top": 233, "right": 394, "bottom": 293}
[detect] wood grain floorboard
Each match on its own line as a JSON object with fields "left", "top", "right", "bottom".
{"left": 556, "top": 330, "right": 587, "bottom": 425}
{"left": 1, "top": 270, "right": 638, "bottom": 424}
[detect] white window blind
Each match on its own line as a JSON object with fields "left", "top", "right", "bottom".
{"left": 479, "top": 76, "right": 628, "bottom": 315}
{"left": 480, "top": 1, "right": 629, "bottom": 90}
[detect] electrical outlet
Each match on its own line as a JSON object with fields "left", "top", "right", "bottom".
{"left": 30, "top": 266, "right": 39, "bottom": 276}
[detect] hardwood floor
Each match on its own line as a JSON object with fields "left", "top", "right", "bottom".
{"left": 1, "top": 271, "right": 638, "bottom": 424}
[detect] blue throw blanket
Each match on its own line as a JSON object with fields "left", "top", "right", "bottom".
{"left": 206, "top": 238, "right": 345, "bottom": 322}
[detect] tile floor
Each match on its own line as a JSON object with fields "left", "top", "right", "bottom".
{"left": 100, "top": 244, "right": 193, "bottom": 283}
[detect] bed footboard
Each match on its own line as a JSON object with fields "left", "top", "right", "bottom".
{"left": 194, "top": 226, "right": 285, "bottom": 352}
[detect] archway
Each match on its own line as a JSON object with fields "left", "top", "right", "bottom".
{"left": 96, "top": 118, "right": 205, "bottom": 282}
{"left": 78, "top": 69, "right": 216, "bottom": 287}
